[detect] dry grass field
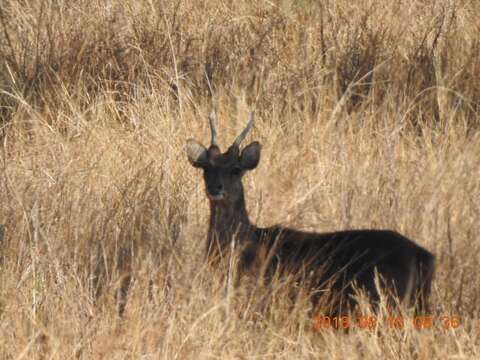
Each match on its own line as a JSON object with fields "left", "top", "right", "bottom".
{"left": 0, "top": 0, "right": 479, "bottom": 358}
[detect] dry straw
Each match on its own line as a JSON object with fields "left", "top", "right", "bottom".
{"left": 0, "top": 0, "right": 479, "bottom": 358}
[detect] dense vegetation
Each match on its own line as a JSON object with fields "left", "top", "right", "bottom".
{"left": 0, "top": 1, "right": 479, "bottom": 358}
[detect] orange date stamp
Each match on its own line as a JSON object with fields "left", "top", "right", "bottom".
{"left": 313, "top": 315, "right": 461, "bottom": 331}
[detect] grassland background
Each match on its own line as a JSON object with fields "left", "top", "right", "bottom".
{"left": 0, "top": 0, "right": 479, "bottom": 358}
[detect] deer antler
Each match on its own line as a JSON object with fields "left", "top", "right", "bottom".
{"left": 232, "top": 111, "right": 254, "bottom": 148}
{"left": 208, "top": 110, "right": 218, "bottom": 147}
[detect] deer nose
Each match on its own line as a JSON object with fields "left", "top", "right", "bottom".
{"left": 208, "top": 184, "right": 223, "bottom": 196}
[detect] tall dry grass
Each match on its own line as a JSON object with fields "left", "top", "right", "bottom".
{"left": 0, "top": 0, "right": 479, "bottom": 358}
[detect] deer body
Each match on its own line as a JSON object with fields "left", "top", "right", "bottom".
{"left": 187, "top": 112, "right": 434, "bottom": 313}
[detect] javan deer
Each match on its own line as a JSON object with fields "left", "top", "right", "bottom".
{"left": 186, "top": 111, "right": 435, "bottom": 315}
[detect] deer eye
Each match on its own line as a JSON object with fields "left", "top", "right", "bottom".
{"left": 231, "top": 167, "right": 242, "bottom": 176}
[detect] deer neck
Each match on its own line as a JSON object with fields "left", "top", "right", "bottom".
{"left": 206, "top": 193, "right": 253, "bottom": 259}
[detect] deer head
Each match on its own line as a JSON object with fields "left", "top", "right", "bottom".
{"left": 186, "top": 111, "right": 261, "bottom": 205}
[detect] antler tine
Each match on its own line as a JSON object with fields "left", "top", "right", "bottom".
{"left": 208, "top": 110, "right": 218, "bottom": 147}
{"left": 232, "top": 111, "right": 254, "bottom": 148}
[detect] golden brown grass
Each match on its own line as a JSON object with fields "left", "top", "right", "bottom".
{"left": 0, "top": 0, "right": 479, "bottom": 358}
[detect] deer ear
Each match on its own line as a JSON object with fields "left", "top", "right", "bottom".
{"left": 186, "top": 139, "right": 208, "bottom": 167}
{"left": 240, "top": 142, "right": 261, "bottom": 170}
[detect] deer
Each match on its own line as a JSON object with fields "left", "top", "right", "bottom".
{"left": 186, "top": 111, "right": 435, "bottom": 316}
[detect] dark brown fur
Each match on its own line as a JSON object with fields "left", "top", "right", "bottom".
{"left": 186, "top": 113, "right": 435, "bottom": 315}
